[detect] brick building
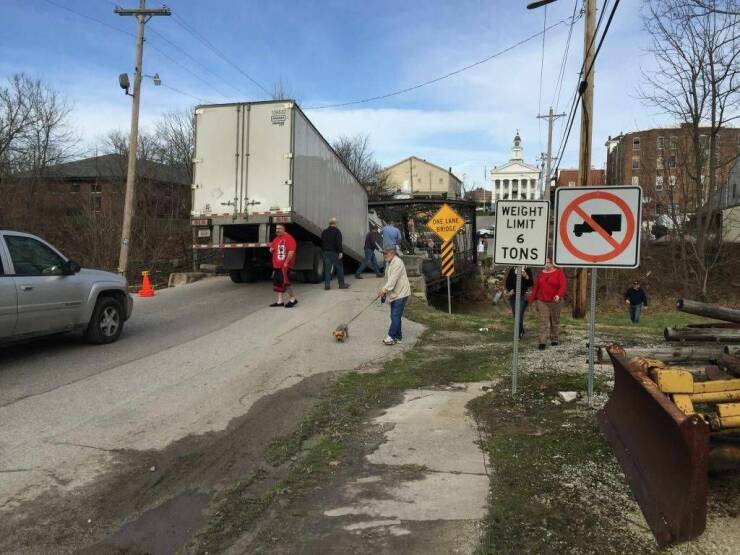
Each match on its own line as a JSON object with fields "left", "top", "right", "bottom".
{"left": 554, "top": 168, "right": 605, "bottom": 188}
{"left": 466, "top": 186, "right": 492, "bottom": 208}
{"left": 0, "top": 154, "right": 191, "bottom": 273}
{"left": 605, "top": 125, "right": 740, "bottom": 219}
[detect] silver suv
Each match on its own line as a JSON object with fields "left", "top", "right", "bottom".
{"left": 0, "top": 230, "right": 133, "bottom": 344}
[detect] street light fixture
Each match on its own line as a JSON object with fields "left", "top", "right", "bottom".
{"left": 527, "top": 0, "right": 558, "bottom": 9}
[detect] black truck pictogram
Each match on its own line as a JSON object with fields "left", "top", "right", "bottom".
{"left": 573, "top": 214, "right": 622, "bottom": 237}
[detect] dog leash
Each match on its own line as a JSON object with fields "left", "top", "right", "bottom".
{"left": 345, "top": 295, "right": 382, "bottom": 325}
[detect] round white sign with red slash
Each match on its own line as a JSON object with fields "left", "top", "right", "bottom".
{"left": 553, "top": 186, "right": 642, "bottom": 268}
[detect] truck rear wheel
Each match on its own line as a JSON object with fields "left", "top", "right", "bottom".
{"left": 306, "top": 251, "right": 324, "bottom": 284}
{"left": 229, "top": 270, "right": 244, "bottom": 283}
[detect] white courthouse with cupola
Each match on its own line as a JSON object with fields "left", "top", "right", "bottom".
{"left": 490, "top": 132, "right": 542, "bottom": 201}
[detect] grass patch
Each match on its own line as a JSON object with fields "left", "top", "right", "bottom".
{"left": 469, "top": 372, "right": 655, "bottom": 554}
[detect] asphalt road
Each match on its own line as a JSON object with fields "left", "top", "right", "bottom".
{"left": 0, "top": 277, "right": 269, "bottom": 408}
{"left": 0, "top": 275, "right": 423, "bottom": 513}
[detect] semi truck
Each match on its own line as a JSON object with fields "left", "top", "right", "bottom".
{"left": 190, "top": 101, "right": 369, "bottom": 283}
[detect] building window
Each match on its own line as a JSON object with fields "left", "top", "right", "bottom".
{"left": 655, "top": 176, "right": 664, "bottom": 191}
{"left": 90, "top": 195, "right": 102, "bottom": 213}
{"left": 70, "top": 183, "right": 80, "bottom": 193}
{"left": 91, "top": 182, "right": 102, "bottom": 194}
{"left": 632, "top": 176, "right": 639, "bottom": 186}
{"left": 656, "top": 156, "right": 664, "bottom": 170}
{"left": 670, "top": 136, "right": 678, "bottom": 150}
{"left": 668, "top": 155, "right": 676, "bottom": 168}
{"left": 633, "top": 137, "right": 641, "bottom": 151}
{"left": 669, "top": 176, "right": 677, "bottom": 189}
{"left": 657, "top": 136, "right": 664, "bottom": 150}
{"left": 568, "top": 181, "right": 575, "bottom": 187}
{"left": 632, "top": 157, "right": 640, "bottom": 170}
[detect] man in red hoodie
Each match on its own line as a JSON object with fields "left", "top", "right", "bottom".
{"left": 528, "top": 257, "right": 567, "bottom": 350}
{"left": 269, "top": 224, "right": 298, "bottom": 308}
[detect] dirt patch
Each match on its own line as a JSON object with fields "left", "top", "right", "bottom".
{"left": 0, "top": 372, "right": 336, "bottom": 554}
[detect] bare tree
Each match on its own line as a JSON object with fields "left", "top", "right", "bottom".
{"left": 0, "top": 74, "right": 77, "bottom": 177}
{"left": 332, "top": 133, "right": 390, "bottom": 200}
{"left": 153, "top": 108, "right": 194, "bottom": 182}
{"left": 639, "top": 0, "right": 740, "bottom": 297}
{"left": 271, "top": 77, "right": 299, "bottom": 102}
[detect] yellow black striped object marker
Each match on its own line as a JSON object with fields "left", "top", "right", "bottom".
{"left": 441, "top": 240, "right": 455, "bottom": 277}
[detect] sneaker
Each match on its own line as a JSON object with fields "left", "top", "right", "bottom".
{"left": 551, "top": 341, "right": 559, "bottom": 346}
{"left": 395, "top": 338, "right": 403, "bottom": 344}
{"left": 285, "top": 300, "right": 298, "bottom": 308}
{"left": 538, "top": 343, "right": 546, "bottom": 350}
{"left": 383, "top": 336, "right": 396, "bottom": 345}
{"left": 339, "top": 283, "right": 350, "bottom": 289}
{"left": 355, "top": 274, "right": 364, "bottom": 279}
{"left": 269, "top": 302, "right": 284, "bottom": 307}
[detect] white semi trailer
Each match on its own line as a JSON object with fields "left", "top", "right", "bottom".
{"left": 190, "top": 101, "right": 369, "bottom": 283}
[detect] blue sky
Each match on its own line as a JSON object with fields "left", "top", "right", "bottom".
{"left": 1, "top": 0, "right": 666, "bottom": 190}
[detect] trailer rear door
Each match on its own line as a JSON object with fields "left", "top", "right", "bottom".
{"left": 245, "top": 103, "right": 292, "bottom": 214}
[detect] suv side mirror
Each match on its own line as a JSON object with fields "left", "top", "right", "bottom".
{"left": 64, "top": 260, "right": 81, "bottom": 275}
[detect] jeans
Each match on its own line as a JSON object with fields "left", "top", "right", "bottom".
{"left": 355, "top": 248, "right": 381, "bottom": 276}
{"left": 323, "top": 251, "right": 345, "bottom": 286}
{"left": 629, "top": 304, "right": 642, "bottom": 323}
{"left": 389, "top": 296, "right": 408, "bottom": 340}
{"left": 508, "top": 297, "right": 529, "bottom": 335}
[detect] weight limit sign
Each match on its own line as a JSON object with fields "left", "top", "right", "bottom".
{"left": 494, "top": 200, "right": 550, "bottom": 267}
{"left": 553, "top": 186, "right": 642, "bottom": 268}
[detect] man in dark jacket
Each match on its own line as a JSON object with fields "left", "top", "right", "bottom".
{"left": 505, "top": 266, "right": 533, "bottom": 338}
{"left": 355, "top": 225, "right": 383, "bottom": 279}
{"left": 624, "top": 280, "right": 648, "bottom": 323}
{"left": 321, "top": 218, "right": 349, "bottom": 290}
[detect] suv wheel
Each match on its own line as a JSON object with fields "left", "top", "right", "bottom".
{"left": 85, "top": 296, "right": 124, "bottom": 344}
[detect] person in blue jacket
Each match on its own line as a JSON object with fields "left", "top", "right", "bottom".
{"left": 624, "top": 280, "right": 648, "bottom": 323}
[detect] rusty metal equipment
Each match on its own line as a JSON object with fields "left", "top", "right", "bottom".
{"left": 598, "top": 347, "right": 710, "bottom": 547}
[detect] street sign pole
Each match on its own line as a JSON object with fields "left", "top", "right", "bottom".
{"left": 587, "top": 268, "right": 597, "bottom": 405}
{"left": 512, "top": 268, "right": 522, "bottom": 396}
{"left": 447, "top": 276, "right": 452, "bottom": 314}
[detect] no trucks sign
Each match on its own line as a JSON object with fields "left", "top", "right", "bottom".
{"left": 494, "top": 200, "right": 550, "bottom": 267}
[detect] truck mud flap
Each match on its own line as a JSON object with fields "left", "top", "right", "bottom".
{"left": 597, "top": 349, "right": 710, "bottom": 547}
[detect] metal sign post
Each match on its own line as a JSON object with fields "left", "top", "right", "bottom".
{"left": 494, "top": 200, "right": 550, "bottom": 397}
{"left": 587, "top": 268, "right": 597, "bottom": 404}
{"left": 428, "top": 205, "right": 465, "bottom": 315}
{"left": 553, "top": 186, "right": 642, "bottom": 405}
{"left": 512, "top": 269, "right": 522, "bottom": 396}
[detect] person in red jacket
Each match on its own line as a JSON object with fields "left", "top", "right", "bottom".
{"left": 269, "top": 224, "right": 298, "bottom": 308}
{"left": 528, "top": 257, "right": 567, "bottom": 350}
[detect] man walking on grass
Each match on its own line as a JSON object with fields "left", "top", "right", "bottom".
{"left": 322, "top": 217, "right": 349, "bottom": 290}
{"left": 269, "top": 224, "right": 298, "bottom": 308}
{"left": 624, "top": 280, "right": 648, "bottom": 323}
{"left": 378, "top": 246, "right": 410, "bottom": 346}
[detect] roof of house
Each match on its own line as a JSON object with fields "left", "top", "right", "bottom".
{"left": 490, "top": 159, "right": 540, "bottom": 174}
{"left": 16, "top": 154, "right": 190, "bottom": 185}
{"left": 383, "top": 156, "right": 462, "bottom": 183}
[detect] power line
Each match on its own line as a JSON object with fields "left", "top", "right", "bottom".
{"left": 159, "top": 83, "right": 211, "bottom": 103}
{"left": 537, "top": 5, "right": 548, "bottom": 152}
{"left": 552, "top": 0, "right": 581, "bottom": 112}
{"left": 305, "top": 15, "right": 577, "bottom": 110}
{"left": 552, "top": 0, "right": 620, "bottom": 176}
{"left": 40, "top": 0, "right": 231, "bottom": 100}
{"left": 171, "top": 13, "right": 272, "bottom": 98}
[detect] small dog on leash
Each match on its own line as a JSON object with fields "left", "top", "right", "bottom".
{"left": 332, "top": 323, "right": 349, "bottom": 342}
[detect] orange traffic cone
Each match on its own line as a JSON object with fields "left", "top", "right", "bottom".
{"left": 138, "top": 271, "right": 155, "bottom": 297}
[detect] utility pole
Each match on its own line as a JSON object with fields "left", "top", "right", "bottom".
{"left": 115, "top": 1, "right": 171, "bottom": 275}
{"left": 573, "top": 0, "right": 596, "bottom": 319}
{"left": 537, "top": 107, "right": 565, "bottom": 201}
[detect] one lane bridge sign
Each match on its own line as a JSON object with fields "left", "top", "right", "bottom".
{"left": 493, "top": 200, "right": 549, "bottom": 267}
{"left": 554, "top": 186, "right": 642, "bottom": 268}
